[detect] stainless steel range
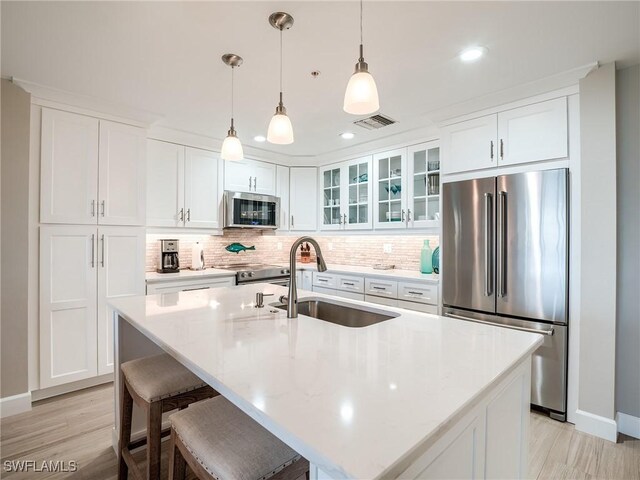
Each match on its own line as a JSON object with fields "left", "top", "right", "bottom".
{"left": 216, "top": 263, "right": 291, "bottom": 286}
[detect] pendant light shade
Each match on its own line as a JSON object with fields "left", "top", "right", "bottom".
{"left": 221, "top": 53, "right": 244, "bottom": 161}
{"left": 344, "top": 1, "right": 379, "bottom": 115}
{"left": 267, "top": 12, "right": 294, "bottom": 145}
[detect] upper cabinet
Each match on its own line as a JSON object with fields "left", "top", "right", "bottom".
{"left": 40, "top": 108, "right": 146, "bottom": 226}
{"left": 276, "top": 166, "right": 290, "bottom": 231}
{"left": 320, "top": 156, "right": 372, "bottom": 231}
{"left": 146, "top": 140, "right": 222, "bottom": 230}
{"left": 373, "top": 149, "right": 407, "bottom": 229}
{"left": 441, "top": 97, "right": 568, "bottom": 175}
{"left": 224, "top": 158, "right": 276, "bottom": 195}
{"left": 407, "top": 142, "right": 441, "bottom": 228}
{"left": 290, "top": 167, "right": 317, "bottom": 231}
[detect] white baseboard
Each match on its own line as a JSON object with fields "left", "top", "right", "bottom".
{"left": 616, "top": 412, "right": 640, "bottom": 439}
{"left": 575, "top": 409, "right": 618, "bottom": 442}
{"left": 0, "top": 392, "right": 32, "bottom": 418}
{"left": 31, "top": 374, "right": 113, "bottom": 401}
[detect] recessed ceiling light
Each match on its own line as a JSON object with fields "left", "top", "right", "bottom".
{"left": 254, "top": 135, "right": 266, "bottom": 142}
{"left": 340, "top": 132, "right": 355, "bottom": 140}
{"left": 460, "top": 46, "right": 487, "bottom": 63}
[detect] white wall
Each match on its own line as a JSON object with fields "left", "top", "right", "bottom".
{"left": 576, "top": 63, "right": 618, "bottom": 441}
{"left": 615, "top": 64, "right": 640, "bottom": 421}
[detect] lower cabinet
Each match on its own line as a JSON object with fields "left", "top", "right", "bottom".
{"left": 39, "top": 225, "right": 145, "bottom": 388}
{"left": 295, "top": 270, "right": 313, "bottom": 291}
{"left": 146, "top": 276, "right": 235, "bottom": 295}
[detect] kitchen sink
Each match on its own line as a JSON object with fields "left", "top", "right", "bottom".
{"left": 274, "top": 298, "right": 399, "bottom": 327}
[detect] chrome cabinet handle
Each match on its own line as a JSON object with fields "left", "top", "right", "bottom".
{"left": 372, "top": 286, "right": 386, "bottom": 290}
{"left": 100, "top": 234, "right": 105, "bottom": 267}
{"left": 497, "top": 191, "right": 507, "bottom": 297}
{"left": 100, "top": 200, "right": 105, "bottom": 217}
{"left": 490, "top": 141, "right": 494, "bottom": 160}
{"left": 342, "top": 213, "right": 347, "bottom": 225}
{"left": 401, "top": 209, "right": 406, "bottom": 222}
{"left": 445, "top": 313, "right": 554, "bottom": 336}
{"left": 484, "top": 193, "right": 493, "bottom": 297}
{"left": 291, "top": 215, "right": 294, "bottom": 228}
{"left": 408, "top": 291, "right": 423, "bottom": 295}
{"left": 500, "top": 139, "right": 504, "bottom": 159}
{"left": 186, "top": 208, "right": 191, "bottom": 222}
{"left": 343, "top": 282, "right": 355, "bottom": 286}
{"left": 90, "top": 234, "right": 95, "bottom": 268}
{"left": 91, "top": 200, "right": 96, "bottom": 217}
{"left": 253, "top": 177, "right": 257, "bottom": 191}
{"left": 249, "top": 176, "right": 252, "bottom": 190}
{"left": 179, "top": 208, "right": 184, "bottom": 221}
{"left": 407, "top": 208, "right": 412, "bottom": 224}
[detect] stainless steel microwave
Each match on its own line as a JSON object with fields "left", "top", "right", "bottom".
{"left": 223, "top": 191, "right": 280, "bottom": 229}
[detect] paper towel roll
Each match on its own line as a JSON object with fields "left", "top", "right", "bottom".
{"left": 191, "top": 242, "right": 205, "bottom": 270}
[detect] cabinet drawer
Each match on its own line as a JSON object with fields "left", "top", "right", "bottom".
{"left": 334, "top": 290, "right": 365, "bottom": 301}
{"left": 337, "top": 275, "right": 365, "bottom": 294}
{"left": 398, "top": 300, "right": 438, "bottom": 314}
{"left": 365, "top": 278, "right": 398, "bottom": 298}
{"left": 313, "top": 272, "right": 337, "bottom": 288}
{"left": 312, "top": 285, "right": 336, "bottom": 296}
{"left": 398, "top": 282, "right": 438, "bottom": 305}
{"left": 365, "top": 294, "right": 398, "bottom": 307}
{"left": 146, "top": 276, "right": 235, "bottom": 295}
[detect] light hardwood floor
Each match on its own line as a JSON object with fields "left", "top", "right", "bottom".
{"left": 1, "top": 383, "right": 638, "bottom": 479}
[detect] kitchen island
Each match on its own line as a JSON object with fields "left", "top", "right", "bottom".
{"left": 110, "top": 283, "right": 543, "bottom": 480}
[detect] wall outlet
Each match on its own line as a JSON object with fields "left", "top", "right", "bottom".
{"left": 328, "top": 242, "right": 334, "bottom": 251}
{"left": 277, "top": 242, "right": 282, "bottom": 250}
{"left": 383, "top": 243, "right": 393, "bottom": 253}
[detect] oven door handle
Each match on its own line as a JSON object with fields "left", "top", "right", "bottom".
{"left": 445, "top": 313, "right": 554, "bottom": 336}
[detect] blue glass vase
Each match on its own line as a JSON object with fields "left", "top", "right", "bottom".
{"left": 420, "top": 240, "right": 433, "bottom": 274}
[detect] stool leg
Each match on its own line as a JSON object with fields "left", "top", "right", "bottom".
{"left": 118, "top": 377, "right": 133, "bottom": 480}
{"left": 146, "top": 401, "right": 162, "bottom": 480}
{"left": 168, "top": 429, "right": 186, "bottom": 480}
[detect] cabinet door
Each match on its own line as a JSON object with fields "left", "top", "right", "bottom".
{"left": 408, "top": 142, "right": 440, "bottom": 229}
{"left": 40, "top": 226, "right": 98, "bottom": 388}
{"left": 146, "top": 140, "right": 185, "bottom": 227}
{"left": 276, "top": 165, "right": 290, "bottom": 231}
{"left": 344, "top": 156, "right": 372, "bottom": 230}
{"left": 184, "top": 147, "right": 222, "bottom": 229}
{"left": 440, "top": 115, "right": 497, "bottom": 174}
{"left": 252, "top": 161, "right": 276, "bottom": 195}
{"left": 40, "top": 108, "right": 99, "bottom": 224}
{"left": 290, "top": 167, "right": 318, "bottom": 231}
{"left": 97, "top": 227, "right": 145, "bottom": 375}
{"left": 98, "top": 121, "right": 147, "bottom": 226}
{"left": 497, "top": 97, "right": 568, "bottom": 166}
{"left": 224, "top": 159, "right": 254, "bottom": 193}
{"left": 320, "top": 165, "right": 343, "bottom": 230}
{"left": 373, "top": 149, "right": 407, "bottom": 229}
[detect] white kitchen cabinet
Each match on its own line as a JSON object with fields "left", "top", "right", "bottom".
{"left": 289, "top": 167, "right": 317, "bottom": 231}
{"left": 146, "top": 276, "right": 235, "bottom": 295}
{"left": 40, "top": 226, "right": 98, "bottom": 387}
{"left": 373, "top": 148, "right": 408, "bottom": 229}
{"left": 441, "top": 97, "right": 569, "bottom": 174}
{"left": 40, "top": 108, "right": 99, "bottom": 224}
{"left": 40, "top": 225, "right": 145, "bottom": 387}
{"left": 320, "top": 156, "right": 372, "bottom": 231}
{"left": 407, "top": 142, "right": 441, "bottom": 229}
{"left": 276, "top": 165, "right": 290, "bottom": 231}
{"left": 98, "top": 121, "right": 147, "bottom": 226}
{"left": 224, "top": 158, "right": 276, "bottom": 195}
{"left": 440, "top": 115, "right": 497, "bottom": 174}
{"left": 365, "top": 295, "right": 398, "bottom": 308}
{"left": 146, "top": 140, "right": 184, "bottom": 227}
{"left": 40, "top": 108, "right": 146, "bottom": 226}
{"left": 365, "top": 277, "right": 398, "bottom": 298}
{"left": 497, "top": 97, "right": 568, "bottom": 166}
{"left": 146, "top": 140, "right": 222, "bottom": 230}
{"left": 97, "top": 227, "right": 145, "bottom": 375}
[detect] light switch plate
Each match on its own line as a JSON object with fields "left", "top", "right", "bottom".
{"left": 383, "top": 243, "right": 393, "bottom": 253}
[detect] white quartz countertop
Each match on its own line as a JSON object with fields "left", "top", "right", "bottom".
{"left": 293, "top": 263, "right": 440, "bottom": 283}
{"left": 145, "top": 268, "right": 236, "bottom": 283}
{"left": 110, "top": 284, "right": 542, "bottom": 479}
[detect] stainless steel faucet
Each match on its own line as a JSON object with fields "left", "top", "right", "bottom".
{"left": 283, "top": 237, "right": 327, "bottom": 318}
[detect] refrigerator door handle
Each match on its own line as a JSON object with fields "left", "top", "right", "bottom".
{"left": 445, "top": 313, "right": 554, "bottom": 336}
{"left": 484, "top": 193, "right": 493, "bottom": 296}
{"left": 497, "top": 191, "right": 507, "bottom": 297}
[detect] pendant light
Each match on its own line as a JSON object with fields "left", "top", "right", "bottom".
{"left": 267, "top": 12, "right": 294, "bottom": 145}
{"left": 343, "top": 0, "right": 380, "bottom": 115}
{"left": 221, "top": 53, "right": 244, "bottom": 161}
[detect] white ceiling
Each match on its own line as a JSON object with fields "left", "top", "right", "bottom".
{"left": 2, "top": 1, "right": 638, "bottom": 157}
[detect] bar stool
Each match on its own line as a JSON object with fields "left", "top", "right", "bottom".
{"left": 168, "top": 396, "right": 309, "bottom": 480}
{"left": 118, "top": 353, "right": 218, "bottom": 480}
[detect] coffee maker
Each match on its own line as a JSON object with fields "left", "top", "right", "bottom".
{"left": 157, "top": 239, "right": 180, "bottom": 273}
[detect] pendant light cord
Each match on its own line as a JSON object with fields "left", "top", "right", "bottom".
{"left": 279, "top": 28, "right": 283, "bottom": 104}
{"left": 360, "top": 0, "right": 363, "bottom": 46}
{"left": 231, "top": 66, "right": 234, "bottom": 127}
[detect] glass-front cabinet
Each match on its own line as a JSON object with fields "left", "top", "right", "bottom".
{"left": 373, "top": 149, "right": 407, "bottom": 229}
{"left": 408, "top": 141, "right": 440, "bottom": 229}
{"left": 320, "top": 156, "right": 372, "bottom": 230}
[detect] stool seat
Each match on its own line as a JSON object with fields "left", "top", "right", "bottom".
{"left": 171, "top": 396, "right": 301, "bottom": 480}
{"left": 121, "top": 353, "right": 207, "bottom": 403}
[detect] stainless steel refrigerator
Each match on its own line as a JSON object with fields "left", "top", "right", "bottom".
{"left": 442, "top": 168, "right": 568, "bottom": 421}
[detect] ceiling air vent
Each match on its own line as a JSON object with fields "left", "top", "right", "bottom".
{"left": 353, "top": 114, "right": 396, "bottom": 130}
